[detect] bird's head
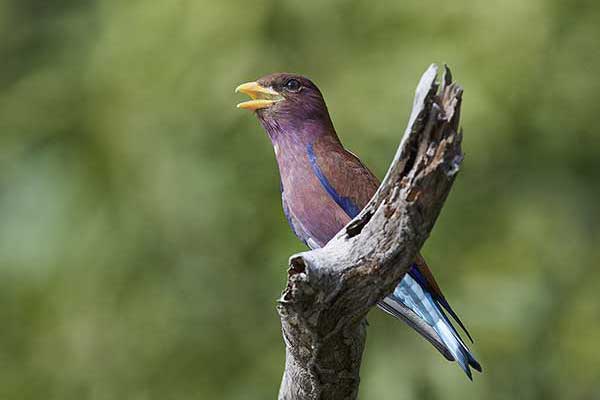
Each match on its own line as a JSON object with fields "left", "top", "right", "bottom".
{"left": 235, "top": 73, "right": 334, "bottom": 142}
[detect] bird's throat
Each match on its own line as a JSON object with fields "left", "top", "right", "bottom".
{"left": 257, "top": 113, "right": 337, "bottom": 151}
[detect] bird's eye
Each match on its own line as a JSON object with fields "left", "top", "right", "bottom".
{"left": 284, "top": 79, "right": 301, "bottom": 92}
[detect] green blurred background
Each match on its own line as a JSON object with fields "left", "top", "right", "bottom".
{"left": 1, "top": 0, "right": 599, "bottom": 399}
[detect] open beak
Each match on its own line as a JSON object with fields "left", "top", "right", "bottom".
{"left": 235, "top": 82, "right": 283, "bottom": 110}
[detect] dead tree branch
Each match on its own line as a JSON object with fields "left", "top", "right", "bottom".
{"left": 277, "top": 64, "right": 464, "bottom": 400}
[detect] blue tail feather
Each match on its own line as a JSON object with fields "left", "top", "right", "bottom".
{"left": 390, "top": 268, "right": 481, "bottom": 379}
{"left": 408, "top": 265, "right": 474, "bottom": 343}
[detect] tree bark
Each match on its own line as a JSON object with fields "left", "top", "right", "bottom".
{"left": 277, "top": 64, "right": 464, "bottom": 400}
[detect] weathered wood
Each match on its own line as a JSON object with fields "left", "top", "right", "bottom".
{"left": 277, "top": 64, "right": 464, "bottom": 400}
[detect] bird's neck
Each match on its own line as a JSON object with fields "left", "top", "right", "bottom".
{"left": 259, "top": 114, "right": 339, "bottom": 151}
{"left": 258, "top": 116, "right": 343, "bottom": 185}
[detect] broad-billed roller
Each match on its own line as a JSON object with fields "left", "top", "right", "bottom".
{"left": 236, "top": 73, "right": 481, "bottom": 379}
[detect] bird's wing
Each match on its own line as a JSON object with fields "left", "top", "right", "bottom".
{"left": 308, "top": 136, "right": 453, "bottom": 348}
{"left": 308, "top": 136, "right": 480, "bottom": 377}
{"left": 308, "top": 135, "right": 380, "bottom": 217}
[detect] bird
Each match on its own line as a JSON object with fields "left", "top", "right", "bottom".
{"left": 235, "top": 73, "right": 481, "bottom": 379}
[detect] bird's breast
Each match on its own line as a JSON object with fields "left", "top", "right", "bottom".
{"left": 276, "top": 142, "right": 350, "bottom": 247}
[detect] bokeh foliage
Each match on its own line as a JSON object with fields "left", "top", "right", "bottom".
{"left": 1, "top": 1, "right": 599, "bottom": 399}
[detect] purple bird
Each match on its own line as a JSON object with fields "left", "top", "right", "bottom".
{"left": 236, "top": 73, "right": 481, "bottom": 379}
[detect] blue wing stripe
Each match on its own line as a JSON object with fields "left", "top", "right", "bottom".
{"left": 307, "top": 143, "right": 361, "bottom": 218}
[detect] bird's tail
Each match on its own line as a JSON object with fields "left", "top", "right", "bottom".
{"left": 379, "top": 266, "right": 482, "bottom": 379}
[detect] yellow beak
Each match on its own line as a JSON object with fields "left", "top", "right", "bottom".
{"left": 235, "top": 82, "right": 283, "bottom": 110}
